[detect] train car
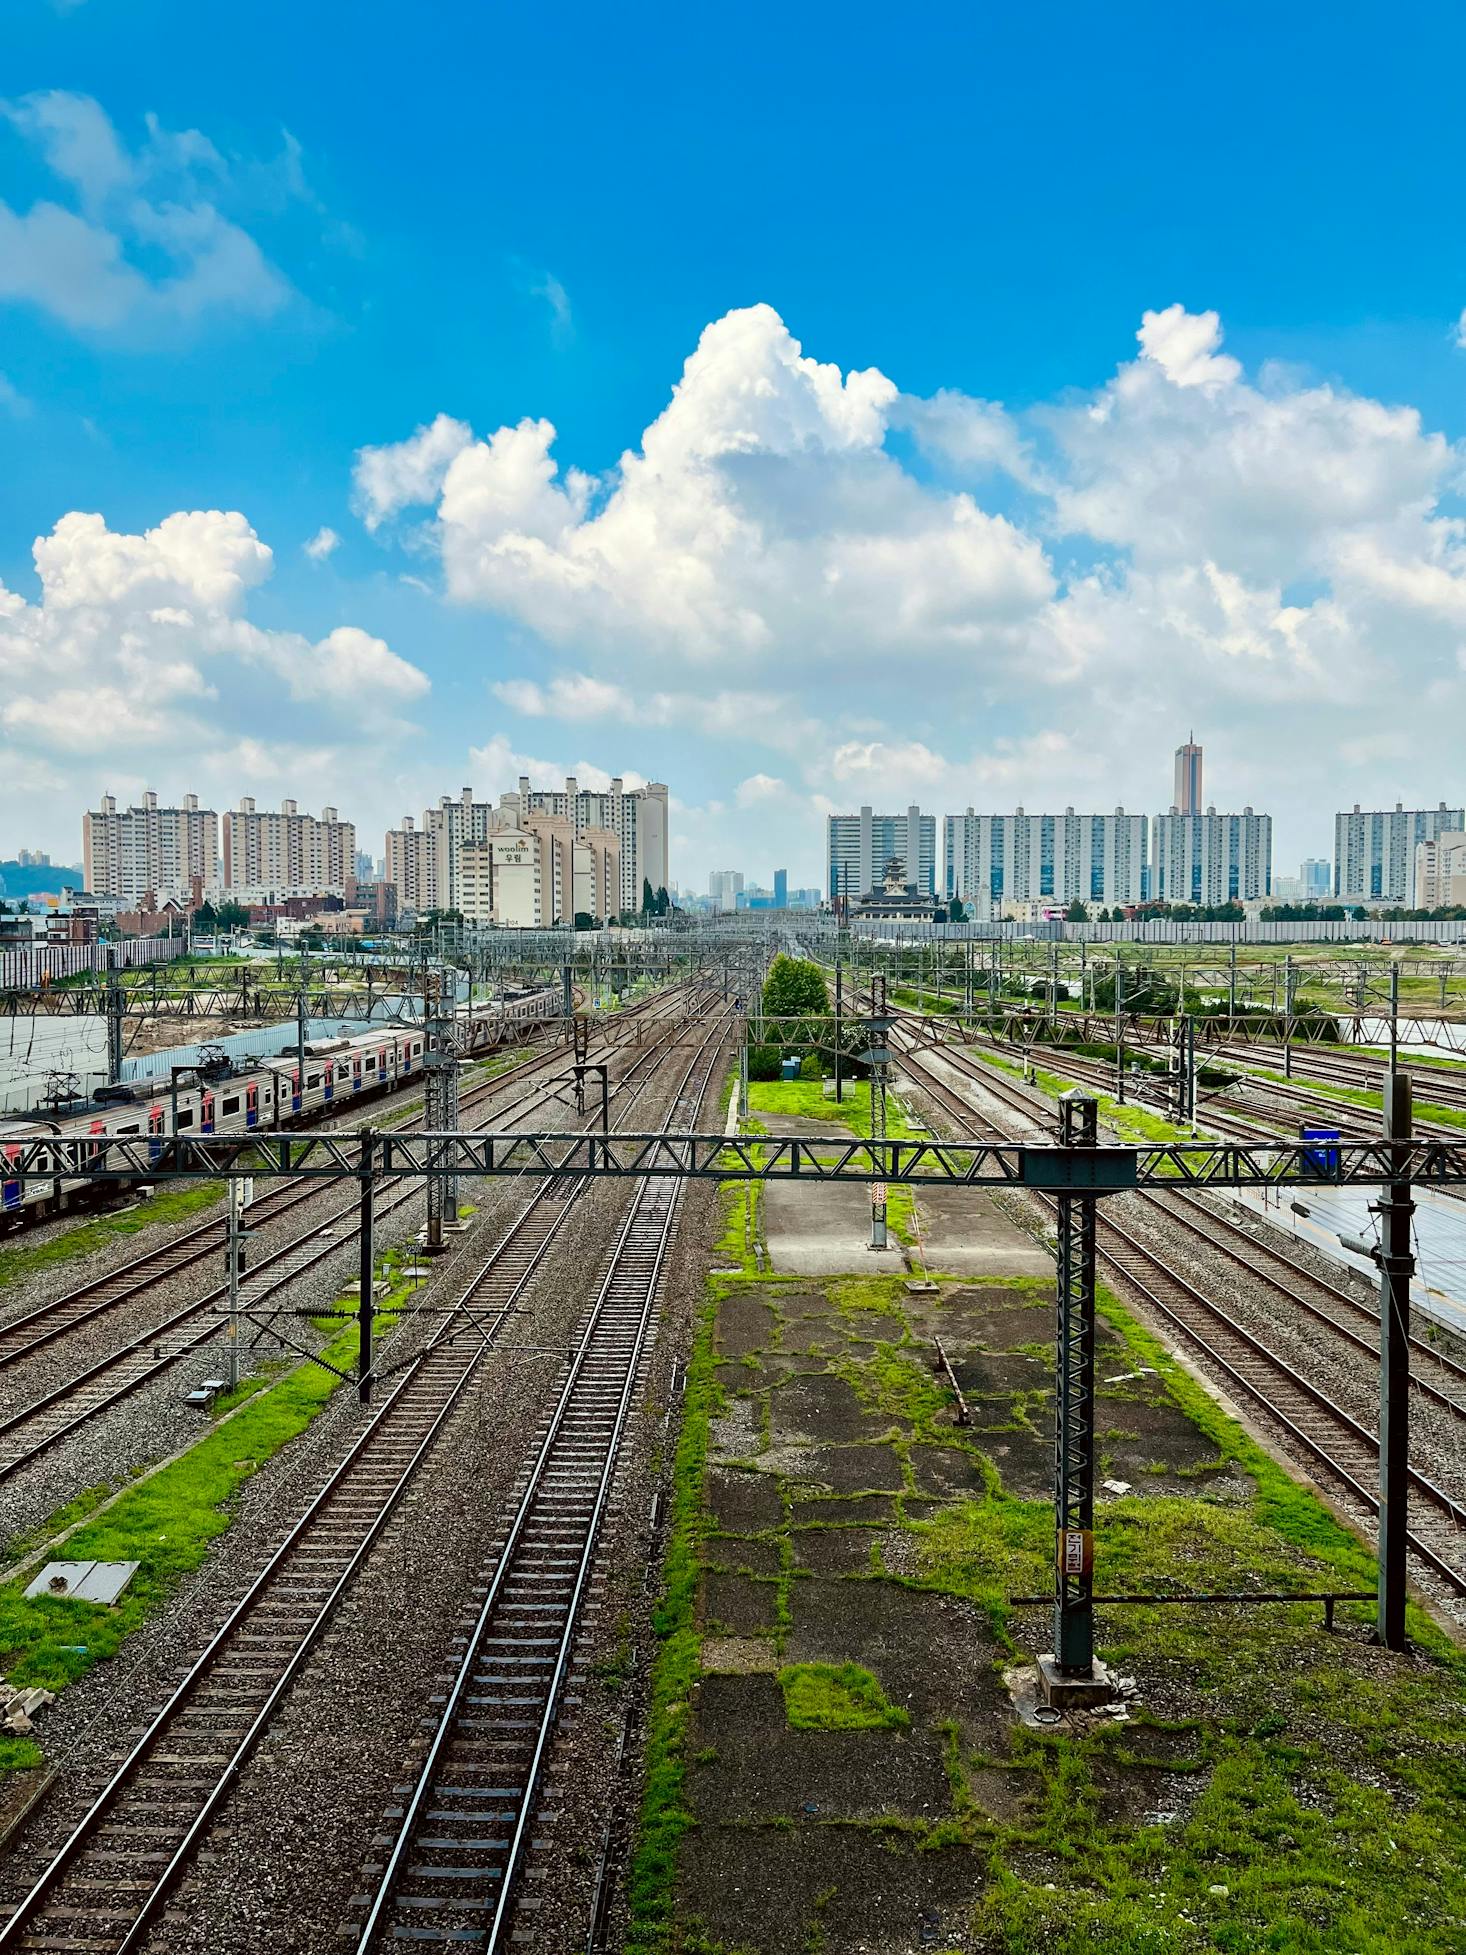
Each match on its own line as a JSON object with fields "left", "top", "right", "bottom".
{"left": 0, "top": 983, "right": 565, "bottom": 1232}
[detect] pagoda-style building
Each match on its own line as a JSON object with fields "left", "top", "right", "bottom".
{"left": 849, "top": 855, "right": 941, "bottom": 923}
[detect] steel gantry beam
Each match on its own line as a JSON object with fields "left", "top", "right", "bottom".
{"left": 9, "top": 1129, "right": 1466, "bottom": 1187}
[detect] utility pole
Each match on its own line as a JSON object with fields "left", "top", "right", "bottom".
{"left": 423, "top": 966, "right": 461, "bottom": 1250}
{"left": 868, "top": 975, "right": 889, "bottom": 1252}
{"left": 1377, "top": 1073, "right": 1415, "bottom": 1651}
{"left": 104, "top": 946, "right": 124, "bottom": 1086}
{"left": 1042, "top": 1089, "right": 1107, "bottom": 1704}
{"left": 358, "top": 1133, "right": 376, "bottom": 1406}
{"left": 225, "top": 1172, "right": 252, "bottom": 1390}
{"left": 1283, "top": 952, "right": 1294, "bottom": 1080}
{"left": 1389, "top": 960, "right": 1400, "bottom": 1073}
{"left": 834, "top": 951, "right": 843, "bottom": 1105}
{"left": 1114, "top": 959, "right": 1126, "bottom": 1105}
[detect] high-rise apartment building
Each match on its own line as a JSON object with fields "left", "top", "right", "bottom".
{"left": 497, "top": 776, "right": 668, "bottom": 915}
{"left": 1334, "top": 803, "right": 1465, "bottom": 904}
{"left": 708, "top": 870, "right": 744, "bottom": 913}
{"left": 1172, "top": 735, "right": 1203, "bottom": 816}
{"left": 944, "top": 809, "right": 1147, "bottom": 914}
{"left": 1301, "top": 858, "right": 1331, "bottom": 899}
{"left": 1150, "top": 808, "right": 1272, "bottom": 905}
{"left": 827, "top": 807, "right": 937, "bottom": 903}
{"left": 1413, "top": 831, "right": 1466, "bottom": 910}
{"left": 387, "top": 781, "right": 633, "bottom": 924}
{"left": 773, "top": 868, "right": 788, "bottom": 908}
{"left": 384, "top": 815, "right": 440, "bottom": 914}
{"left": 83, "top": 791, "right": 219, "bottom": 904}
{"left": 222, "top": 798, "right": 356, "bottom": 895}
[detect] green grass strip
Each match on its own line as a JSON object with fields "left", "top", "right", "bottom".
{"left": 624, "top": 1288, "right": 721, "bottom": 1955}
{"left": 0, "top": 1263, "right": 417, "bottom": 1776}
{"left": 0, "top": 1180, "right": 227, "bottom": 1294}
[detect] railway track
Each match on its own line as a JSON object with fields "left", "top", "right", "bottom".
{"left": 0, "top": 984, "right": 691, "bottom": 1365}
{"left": 0, "top": 1009, "right": 730, "bottom": 1953}
{"left": 351, "top": 1010, "right": 724, "bottom": 1950}
{"left": 0, "top": 988, "right": 701, "bottom": 1490}
{"left": 884, "top": 1024, "right": 1466, "bottom": 1598}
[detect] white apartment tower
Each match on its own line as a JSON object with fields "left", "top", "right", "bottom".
{"left": 83, "top": 791, "right": 219, "bottom": 904}
{"left": 944, "top": 809, "right": 1147, "bottom": 914}
{"left": 1334, "top": 803, "right": 1466, "bottom": 904}
{"left": 827, "top": 807, "right": 937, "bottom": 903}
{"left": 1150, "top": 807, "right": 1272, "bottom": 905}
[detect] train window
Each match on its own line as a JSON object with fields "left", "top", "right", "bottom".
{"left": 177, "top": 1109, "right": 194, "bottom": 1128}
{"left": 307, "top": 1073, "right": 319, "bottom": 1088}
{"left": 223, "top": 1095, "right": 240, "bottom": 1114}
{"left": 116, "top": 1122, "right": 140, "bottom": 1135}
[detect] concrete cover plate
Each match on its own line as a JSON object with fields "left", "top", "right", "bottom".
{"left": 25, "top": 1560, "right": 140, "bottom": 1605}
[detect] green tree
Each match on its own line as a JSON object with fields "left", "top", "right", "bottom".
{"left": 641, "top": 875, "right": 655, "bottom": 914}
{"left": 762, "top": 954, "right": 829, "bottom": 1018}
{"left": 573, "top": 911, "right": 601, "bottom": 930}
{"left": 655, "top": 885, "right": 670, "bottom": 915}
{"left": 216, "top": 901, "right": 251, "bottom": 930}
{"left": 1064, "top": 899, "right": 1089, "bottom": 921}
{"left": 948, "top": 897, "right": 966, "bottom": 923}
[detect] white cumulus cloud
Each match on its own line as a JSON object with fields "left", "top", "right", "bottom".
{"left": 303, "top": 525, "right": 340, "bottom": 561}
{"left": 0, "top": 91, "right": 296, "bottom": 336}
{"left": 355, "top": 303, "right": 1053, "bottom": 672}
{"left": 0, "top": 506, "right": 430, "bottom": 852}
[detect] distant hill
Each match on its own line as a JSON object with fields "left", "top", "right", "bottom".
{"left": 0, "top": 861, "right": 84, "bottom": 902}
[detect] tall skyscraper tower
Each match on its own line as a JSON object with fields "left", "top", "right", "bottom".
{"left": 1173, "top": 734, "right": 1203, "bottom": 816}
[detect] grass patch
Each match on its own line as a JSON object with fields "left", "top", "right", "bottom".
{"left": 625, "top": 1287, "right": 722, "bottom": 1955}
{"left": 0, "top": 1179, "right": 226, "bottom": 1292}
{"left": 778, "top": 1661, "right": 910, "bottom": 1731}
{"left": 0, "top": 1259, "right": 417, "bottom": 1769}
{"left": 1242, "top": 1064, "right": 1466, "bottom": 1132}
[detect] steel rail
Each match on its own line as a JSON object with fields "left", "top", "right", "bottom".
{"left": 0, "top": 1008, "right": 730, "bottom": 1953}
{"left": 354, "top": 1018, "right": 726, "bottom": 1951}
{"left": 0, "top": 988, "right": 701, "bottom": 1486}
{"left": 885, "top": 1028, "right": 1466, "bottom": 1597}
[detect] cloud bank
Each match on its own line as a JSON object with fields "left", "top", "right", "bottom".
{"left": 355, "top": 300, "right": 1466, "bottom": 877}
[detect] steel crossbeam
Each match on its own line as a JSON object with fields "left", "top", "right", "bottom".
{"left": 9, "top": 1129, "right": 1466, "bottom": 1187}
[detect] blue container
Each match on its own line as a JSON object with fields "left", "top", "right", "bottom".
{"left": 780, "top": 1056, "right": 800, "bottom": 1081}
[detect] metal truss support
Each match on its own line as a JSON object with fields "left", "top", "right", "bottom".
{"left": 358, "top": 1133, "right": 376, "bottom": 1406}
{"left": 423, "top": 973, "right": 461, "bottom": 1250}
{"left": 1377, "top": 1072, "right": 1414, "bottom": 1650}
{"left": 1053, "top": 1089, "right": 1098, "bottom": 1678}
{"left": 869, "top": 975, "right": 889, "bottom": 1251}
{"left": 104, "top": 948, "right": 124, "bottom": 1085}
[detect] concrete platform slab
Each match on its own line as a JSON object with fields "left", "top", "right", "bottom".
{"left": 906, "top": 1183, "right": 1053, "bottom": 1276}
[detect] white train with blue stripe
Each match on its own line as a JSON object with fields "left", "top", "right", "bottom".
{"left": 0, "top": 986, "right": 559, "bottom": 1229}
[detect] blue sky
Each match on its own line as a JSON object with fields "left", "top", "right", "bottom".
{"left": 3, "top": 0, "right": 1466, "bottom": 889}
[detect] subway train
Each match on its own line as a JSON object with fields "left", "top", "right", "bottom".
{"left": 0, "top": 986, "right": 560, "bottom": 1229}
